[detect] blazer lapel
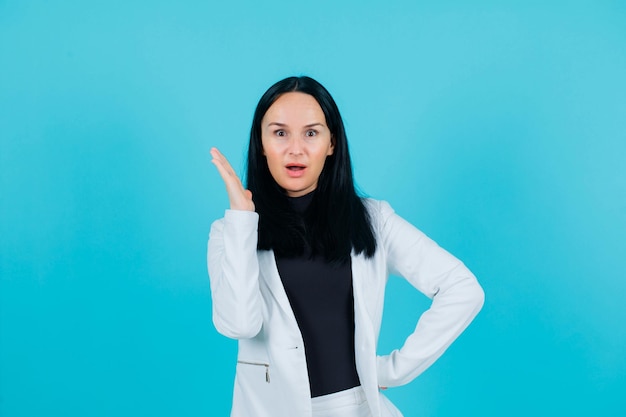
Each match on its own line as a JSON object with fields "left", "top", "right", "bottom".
{"left": 258, "top": 250, "right": 299, "bottom": 324}
{"left": 351, "top": 251, "right": 382, "bottom": 417}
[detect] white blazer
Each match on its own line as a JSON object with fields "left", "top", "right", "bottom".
{"left": 207, "top": 199, "right": 484, "bottom": 417}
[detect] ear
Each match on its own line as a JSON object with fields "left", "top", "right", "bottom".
{"left": 327, "top": 135, "right": 335, "bottom": 156}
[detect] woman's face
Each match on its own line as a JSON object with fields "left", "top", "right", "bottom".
{"left": 261, "top": 92, "right": 334, "bottom": 197}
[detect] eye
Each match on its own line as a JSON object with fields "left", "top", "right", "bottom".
{"left": 275, "top": 130, "right": 286, "bottom": 137}
{"left": 305, "top": 130, "right": 317, "bottom": 137}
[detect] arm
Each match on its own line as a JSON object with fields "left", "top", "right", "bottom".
{"left": 208, "top": 210, "right": 263, "bottom": 339}
{"left": 375, "top": 201, "right": 485, "bottom": 387}
{"left": 207, "top": 147, "right": 262, "bottom": 339}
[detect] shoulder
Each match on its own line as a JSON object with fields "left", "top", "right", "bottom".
{"left": 209, "top": 210, "right": 259, "bottom": 237}
{"left": 361, "top": 198, "right": 428, "bottom": 240}
{"left": 361, "top": 198, "right": 396, "bottom": 232}
{"left": 362, "top": 197, "right": 395, "bottom": 219}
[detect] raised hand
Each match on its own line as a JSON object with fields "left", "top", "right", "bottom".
{"left": 210, "top": 147, "right": 255, "bottom": 212}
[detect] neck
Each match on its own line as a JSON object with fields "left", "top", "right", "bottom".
{"left": 288, "top": 190, "right": 315, "bottom": 213}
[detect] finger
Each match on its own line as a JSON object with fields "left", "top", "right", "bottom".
{"left": 211, "top": 148, "right": 242, "bottom": 188}
{"left": 211, "top": 147, "right": 237, "bottom": 177}
{"left": 211, "top": 155, "right": 235, "bottom": 184}
{"left": 210, "top": 148, "right": 252, "bottom": 210}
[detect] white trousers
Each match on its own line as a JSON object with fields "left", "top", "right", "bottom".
{"left": 311, "top": 386, "right": 373, "bottom": 417}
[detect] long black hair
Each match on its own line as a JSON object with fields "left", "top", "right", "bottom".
{"left": 246, "top": 76, "right": 376, "bottom": 265}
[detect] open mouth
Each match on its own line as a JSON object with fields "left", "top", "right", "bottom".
{"left": 286, "top": 164, "right": 306, "bottom": 171}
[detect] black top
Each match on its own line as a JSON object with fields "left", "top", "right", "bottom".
{"left": 275, "top": 192, "right": 361, "bottom": 397}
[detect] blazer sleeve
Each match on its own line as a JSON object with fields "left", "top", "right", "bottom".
{"left": 375, "top": 200, "right": 485, "bottom": 387}
{"left": 207, "top": 209, "right": 263, "bottom": 339}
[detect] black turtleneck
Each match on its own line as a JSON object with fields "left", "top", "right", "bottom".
{"left": 274, "top": 191, "right": 361, "bottom": 398}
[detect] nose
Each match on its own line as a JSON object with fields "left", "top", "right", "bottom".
{"left": 287, "top": 137, "right": 304, "bottom": 156}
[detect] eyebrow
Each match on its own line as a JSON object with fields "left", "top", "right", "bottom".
{"left": 266, "top": 122, "right": 325, "bottom": 128}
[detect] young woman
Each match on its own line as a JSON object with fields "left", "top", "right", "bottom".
{"left": 208, "top": 76, "right": 484, "bottom": 417}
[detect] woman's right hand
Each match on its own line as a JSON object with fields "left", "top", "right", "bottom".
{"left": 210, "top": 147, "right": 255, "bottom": 212}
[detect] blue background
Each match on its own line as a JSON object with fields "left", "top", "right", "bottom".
{"left": 1, "top": 1, "right": 625, "bottom": 416}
